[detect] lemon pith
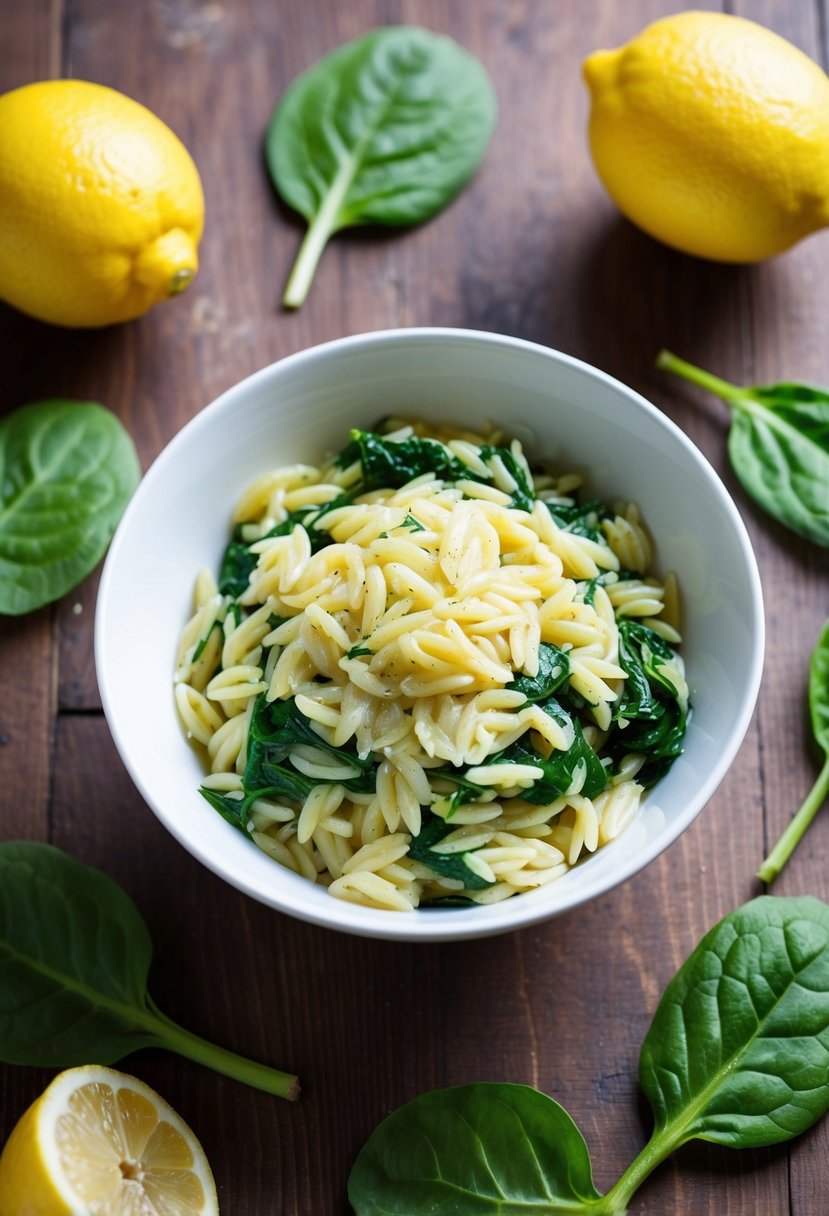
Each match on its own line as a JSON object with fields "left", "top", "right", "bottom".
{"left": 0, "top": 1065, "right": 218, "bottom": 1215}
{"left": 0, "top": 80, "right": 204, "bottom": 327}
{"left": 583, "top": 11, "right": 829, "bottom": 262}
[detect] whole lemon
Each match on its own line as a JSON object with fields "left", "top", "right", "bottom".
{"left": 583, "top": 12, "right": 829, "bottom": 262}
{"left": 0, "top": 80, "right": 204, "bottom": 327}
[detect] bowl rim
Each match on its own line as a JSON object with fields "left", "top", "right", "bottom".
{"left": 96, "top": 326, "right": 765, "bottom": 941}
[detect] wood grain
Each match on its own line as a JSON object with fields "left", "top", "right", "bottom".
{"left": 1, "top": 0, "right": 829, "bottom": 1212}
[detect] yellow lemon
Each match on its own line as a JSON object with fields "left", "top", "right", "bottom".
{"left": 0, "top": 80, "right": 204, "bottom": 327}
{"left": 583, "top": 12, "right": 829, "bottom": 262}
{"left": 0, "top": 1065, "right": 218, "bottom": 1214}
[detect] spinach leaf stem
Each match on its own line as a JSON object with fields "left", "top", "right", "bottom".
{"left": 145, "top": 996, "right": 300, "bottom": 1099}
{"left": 757, "top": 755, "right": 829, "bottom": 883}
{"left": 655, "top": 350, "right": 745, "bottom": 405}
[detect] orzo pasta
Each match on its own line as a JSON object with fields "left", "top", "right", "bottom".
{"left": 174, "top": 420, "right": 689, "bottom": 911}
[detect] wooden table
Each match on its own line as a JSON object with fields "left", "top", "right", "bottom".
{"left": 2, "top": 1, "right": 828, "bottom": 1212}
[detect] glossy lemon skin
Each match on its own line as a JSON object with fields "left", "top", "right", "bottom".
{"left": 0, "top": 1094, "right": 67, "bottom": 1215}
{"left": 0, "top": 80, "right": 204, "bottom": 327}
{"left": 583, "top": 12, "right": 829, "bottom": 262}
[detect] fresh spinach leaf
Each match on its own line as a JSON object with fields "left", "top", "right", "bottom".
{"left": 349, "top": 1083, "right": 600, "bottom": 1214}
{"left": 266, "top": 26, "right": 496, "bottom": 308}
{"left": 758, "top": 619, "right": 829, "bottom": 882}
{"left": 349, "top": 896, "right": 829, "bottom": 1214}
{"left": 408, "top": 814, "right": 494, "bottom": 890}
{"left": 0, "top": 400, "right": 140, "bottom": 615}
{"left": 658, "top": 350, "right": 829, "bottom": 547}
{"left": 507, "top": 643, "right": 570, "bottom": 704}
{"left": 0, "top": 842, "right": 298, "bottom": 1098}
{"left": 636, "top": 896, "right": 829, "bottom": 1158}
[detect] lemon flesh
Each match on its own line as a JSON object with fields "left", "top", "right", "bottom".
{"left": 583, "top": 11, "right": 829, "bottom": 262}
{"left": 0, "top": 1066, "right": 218, "bottom": 1215}
{"left": 0, "top": 80, "right": 204, "bottom": 327}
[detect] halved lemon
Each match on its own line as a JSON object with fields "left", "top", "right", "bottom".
{"left": 0, "top": 1065, "right": 218, "bottom": 1214}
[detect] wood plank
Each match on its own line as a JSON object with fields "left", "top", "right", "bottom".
{"left": 0, "top": 4, "right": 60, "bottom": 829}
{"left": 0, "top": 0, "right": 61, "bottom": 86}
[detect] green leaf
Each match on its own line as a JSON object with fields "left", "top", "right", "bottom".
{"left": 809, "top": 618, "right": 829, "bottom": 757}
{"left": 640, "top": 896, "right": 829, "bottom": 1149}
{"left": 266, "top": 26, "right": 496, "bottom": 308}
{"left": 0, "top": 399, "right": 140, "bottom": 615}
{"left": 433, "top": 698, "right": 607, "bottom": 811}
{"left": 545, "top": 499, "right": 609, "bottom": 542}
{"left": 507, "top": 644, "right": 570, "bottom": 704}
{"left": 757, "top": 619, "right": 829, "bottom": 883}
{"left": 0, "top": 841, "right": 156, "bottom": 1065}
{"left": 408, "top": 815, "right": 494, "bottom": 891}
{"left": 348, "top": 1082, "right": 601, "bottom": 1214}
{"left": 350, "top": 898, "right": 829, "bottom": 1215}
{"left": 728, "top": 400, "right": 829, "bottom": 547}
{"left": 601, "top": 619, "right": 688, "bottom": 787}
{"left": 336, "top": 429, "right": 535, "bottom": 510}
{"left": 199, "top": 786, "right": 249, "bottom": 834}
{"left": 0, "top": 842, "right": 298, "bottom": 1098}
{"left": 509, "top": 700, "right": 607, "bottom": 802}
{"left": 244, "top": 693, "right": 375, "bottom": 784}
{"left": 657, "top": 351, "right": 829, "bottom": 547}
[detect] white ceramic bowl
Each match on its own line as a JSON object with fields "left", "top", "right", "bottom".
{"left": 96, "top": 328, "right": 764, "bottom": 942}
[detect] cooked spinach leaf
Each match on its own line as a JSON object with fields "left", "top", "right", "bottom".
{"left": 219, "top": 518, "right": 301, "bottom": 597}
{"left": 434, "top": 697, "right": 606, "bottom": 808}
{"left": 0, "top": 400, "right": 140, "bottom": 615}
{"left": 191, "top": 616, "right": 223, "bottom": 662}
{"left": 337, "top": 429, "right": 535, "bottom": 509}
{"left": 507, "top": 643, "right": 570, "bottom": 704}
{"left": 337, "top": 430, "right": 470, "bottom": 486}
{"left": 218, "top": 490, "right": 360, "bottom": 597}
{"left": 604, "top": 619, "right": 688, "bottom": 787}
{"left": 266, "top": 26, "right": 496, "bottom": 308}
{"left": 507, "top": 700, "right": 607, "bottom": 801}
{"left": 545, "top": 497, "right": 609, "bottom": 542}
{"left": 758, "top": 618, "right": 829, "bottom": 882}
{"left": 347, "top": 644, "right": 373, "bottom": 659}
{"left": 0, "top": 842, "right": 298, "bottom": 1098}
{"left": 242, "top": 694, "right": 376, "bottom": 805}
{"left": 408, "top": 814, "right": 494, "bottom": 890}
{"left": 350, "top": 896, "right": 829, "bottom": 1214}
{"left": 658, "top": 350, "right": 829, "bottom": 547}
{"left": 478, "top": 442, "right": 535, "bottom": 511}
{"left": 199, "top": 786, "right": 249, "bottom": 833}
{"left": 249, "top": 694, "right": 374, "bottom": 774}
